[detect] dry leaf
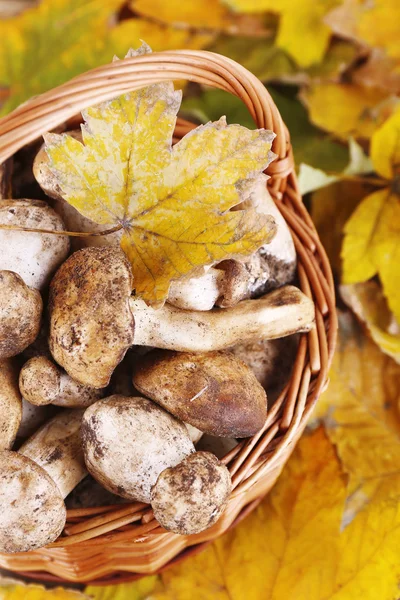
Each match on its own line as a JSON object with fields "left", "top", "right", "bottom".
{"left": 0, "top": 582, "right": 89, "bottom": 600}
{"left": 352, "top": 49, "right": 400, "bottom": 95}
{"left": 341, "top": 281, "right": 400, "bottom": 364}
{"left": 45, "top": 45, "right": 276, "bottom": 306}
{"left": 224, "top": 0, "right": 340, "bottom": 67}
{"left": 342, "top": 109, "right": 400, "bottom": 322}
{"left": 357, "top": 0, "right": 400, "bottom": 63}
{"left": 301, "top": 82, "right": 398, "bottom": 140}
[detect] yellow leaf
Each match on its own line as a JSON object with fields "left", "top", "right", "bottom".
{"left": 358, "top": 0, "right": 400, "bottom": 62}
{"left": 0, "top": 0, "right": 125, "bottom": 115}
{"left": 131, "top": 0, "right": 228, "bottom": 30}
{"left": 45, "top": 45, "right": 276, "bottom": 306}
{"left": 341, "top": 281, "right": 400, "bottom": 365}
{"left": 342, "top": 188, "right": 400, "bottom": 323}
{"left": 371, "top": 108, "right": 400, "bottom": 180}
{"left": 0, "top": 582, "right": 88, "bottom": 600}
{"left": 224, "top": 0, "right": 340, "bottom": 67}
{"left": 302, "top": 83, "right": 396, "bottom": 140}
{"left": 311, "top": 179, "right": 373, "bottom": 274}
{"left": 314, "top": 313, "right": 400, "bottom": 489}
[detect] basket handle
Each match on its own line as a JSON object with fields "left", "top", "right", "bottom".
{"left": 0, "top": 50, "right": 294, "bottom": 190}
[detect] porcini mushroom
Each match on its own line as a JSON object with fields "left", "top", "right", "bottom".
{"left": 16, "top": 399, "right": 56, "bottom": 441}
{"left": 19, "top": 356, "right": 104, "bottom": 407}
{"left": 0, "top": 359, "right": 22, "bottom": 450}
{"left": 0, "top": 409, "right": 86, "bottom": 552}
{"left": 0, "top": 200, "right": 70, "bottom": 290}
{"left": 151, "top": 451, "right": 232, "bottom": 535}
{"left": 49, "top": 247, "right": 315, "bottom": 388}
{"left": 133, "top": 350, "right": 267, "bottom": 438}
{"left": 81, "top": 395, "right": 194, "bottom": 502}
{"left": 0, "top": 271, "right": 42, "bottom": 359}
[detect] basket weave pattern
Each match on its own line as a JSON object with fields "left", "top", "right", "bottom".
{"left": 0, "top": 50, "right": 337, "bottom": 583}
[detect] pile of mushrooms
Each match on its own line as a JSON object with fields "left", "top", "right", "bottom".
{"left": 0, "top": 136, "right": 315, "bottom": 554}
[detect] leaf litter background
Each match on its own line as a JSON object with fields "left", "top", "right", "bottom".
{"left": 1, "top": 0, "right": 400, "bottom": 598}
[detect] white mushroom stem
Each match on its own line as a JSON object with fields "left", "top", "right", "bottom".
{"left": 19, "top": 409, "right": 87, "bottom": 497}
{"left": 131, "top": 285, "right": 314, "bottom": 353}
{"left": 168, "top": 267, "right": 223, "bottom": 311}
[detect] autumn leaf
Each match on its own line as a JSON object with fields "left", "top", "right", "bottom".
{"left": 131, "top": 0, "right": 228, "bottom": 31}
{"left": 0, "top": 581, "right": 89, "bottom": 600}
{"left": 342, "top": 109, "right": 400, "bottom": 323}
{"left": 301, "top": 82, "right": 397, "bottom": 140}
{"left": 45, "top": 45, "right": 276, "bottom": 306}
{"left": 341, "top": 281, "right": 400, "bottom": 365}
{"left": 224, "top": 0, "right": 340, "bottom": 67}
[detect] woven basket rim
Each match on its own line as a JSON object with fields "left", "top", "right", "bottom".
{"left": 0, "top": 49, "right": 337, "bottom": 583}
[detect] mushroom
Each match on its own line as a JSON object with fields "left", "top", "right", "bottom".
{"left": 185, "top": 423, "right": 204, "bottom": 444}
{"left": 230, "top": 335, "right": 299, "bottom": 397}
{"left": 0, "top": 200, "right": 70, "bottom": 290}
{"left": 151, "top": 451, "right": 232, "bottom": 535}
{"left": 0, "top": 359, "right": 22, "bottom": 450}
{"left": 49, "top": 247, "right": 315, "bottom": 388}
{"left": 0, "top": 271, "right": 42, "bottom": 359}
{"left": 19, "top": 356, "right": 104, "bottom": 407}
{"left": 133, "top": 350, "right": 267, "bottom": 438}
{"left": 16, "top": 399, "right": 56, "bottom": 442}
{"left": 166, "top": 175, "right": 296, "bottom": 310}
{"left": 33, "top": 135, "right": 121, "bottom": 249}
{"left": 66, "top": 475, "right": 127, "bottom": 509}
{"left": 81, "top": 395, "right": 194, "bottom": 502}
{"left": 0, "top": 409, "right": 86, "bottom": 552}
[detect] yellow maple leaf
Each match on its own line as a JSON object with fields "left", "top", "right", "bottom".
{"left": 342, "top": 109, "right": 400, "bottom": 323}
{"left": 0, "top": 581, "right": 88, "bottom": 600}
{"left": 131, "top": 0, "right": 228, "bottom": 30}
{"left": 302, "top": 83, "right": 395, "bottom": 140}
{"left": 341, "top": 281, "right": 400, "bottom": 365}
{"left": 224, "top": 0, "right": 340, "bottom": 67}
{"left": 358, "top": 0, "right": 400, "bottom": 62}
{"left": 45, "top": 46, "right": 276, "bottom": 306}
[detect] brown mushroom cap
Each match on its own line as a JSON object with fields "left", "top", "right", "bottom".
{"left": 19, "top": 356, "right": 104, "bottom": 407}
{"left": 49, "top": 247, "right": 135, "bottom": 388}
{"left": 0, "top": 450, "right": 66, "bottom": 552}
{"left": 0, "top": 271, "right": 42, "bottom": 359}
{"left": 133, "top": 350, "right": 268, "bottom": 438}
{"left": 151, "top": 451, "right": 232, "bottom": 535}
{"left": 0, "top": 359, "right": 22, "bottom": 450}
{"left": 81, "top": 395, "right": 195, "bottom": 502}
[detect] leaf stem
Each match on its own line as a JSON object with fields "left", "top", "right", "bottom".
{"left": 0, "top": 224, "right": 123, "bottom": 237}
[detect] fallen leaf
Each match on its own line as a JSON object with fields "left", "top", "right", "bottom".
{"left": 131, "top": 0, "right": 228, "bottom": 30}
{"left": 224, "top": 0, "right": 340, "bottom": 67}
{"left": 181, "top": 88, "right": 256, "bottom": 130}
{"left": 352, "top": 49, "right": 400, "bottom": 95}
{"left": 314, "top": 312, "right": 400, "bottom": 490}
{"left": 311, "top": 179, "right": 374, "bottom": 274}
{"left": 0, "top": 0, "right": 125, "bottom": 115}
{"left": 341, "top": 281, "right": 400, "bottom": 364}
{"left": 302, "top": 83, "right": 397, "bottom": 140}
{"left": 357, "top": 0, "right": 400, "bottom": 63}
{"left": 298, "top": 163, "right": 337, "bottom": 195}
{"left": 0, "top": 582, "right": 89, "bottom": 600}
{"left": 307, "top": 38, "right": 361, "bottom": 81}
{"left": 45, "top": 45, "right": 276, "bottom": 306}
{"left": 370, "top": 107, "right": 400, "bottom": 180}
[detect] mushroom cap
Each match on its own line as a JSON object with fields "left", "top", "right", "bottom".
{"left": 151, "top": 451, "right": 232, "bottom": 535}
{"left": 133, "top": 350, "right": 268, "bottom": 438}
{"left": 0, "top": 359, "right": 22, "bottom": 450}
{"left": 0, "top": 450, "right": 66, "bottom": 552}
{"left": 0, "top": 200, "right": 70, "bottom": 290}
{"left": 81, "top": 395, "right": 195, "bottom": 502}
{"left": 0, "top": 271, "right": 42, "bottom": 359}
{"left": 19, "top": 356, "right": 104, "bottom": 407}
{"left": 49, "top": 247, "right": 135, "bottom": 388}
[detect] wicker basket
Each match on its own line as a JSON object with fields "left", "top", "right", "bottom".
{"left": 0, "top": 50, "right": 337, "bottom": 584}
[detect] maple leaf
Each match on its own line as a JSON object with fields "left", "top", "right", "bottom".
{"left": 342, "top": 109, "right": 400, "bottom": 323}
{"left": 0, "top": 581, "right": 89, "bottom": 600}
{"left": 45, "top": 46, "right": 277, "bottom": 306}
{"left": 223, "top": 0, "right": 340, "bottom": 67}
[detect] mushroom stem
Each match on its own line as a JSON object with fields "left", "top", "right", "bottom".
{"left": 0, "top": 409, "right": 86, "bottom": 552}
{"left": 131, "top": 285, "right": 314, "bottom": 353}
{"left": 0, "top": 359, "right": 22, "bottom": 450}
{"left": 19, "top": 409, "right": 87, "bottom": 497}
